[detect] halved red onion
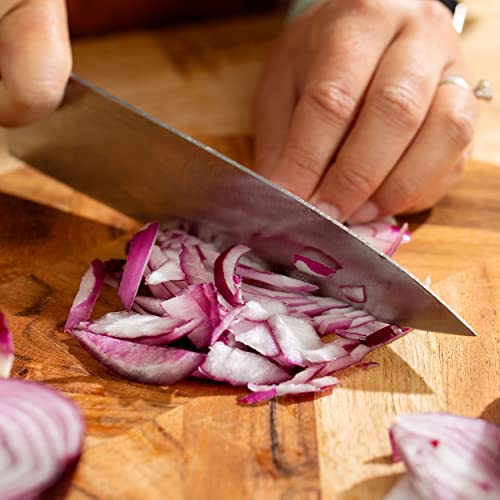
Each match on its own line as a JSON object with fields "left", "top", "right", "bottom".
{"left": 387, "top": 413, "right": 500, "bottom": 500}
{"left": 65, "top": 259, "right": 105, "bottom": 332}
{"left": 118, "top": 222, "right": 159, "bottom": 310}
{"left": 213, "top": 244, "right": 250, "bottom": 306}
{"left": 0, "top": 379, "right": 84, "bottom": 500}
{"left": 0, "top": 312, "right": 14, "bottom": 378}
{"left": 72, "top": 328, "right": 204, "bottom": 384}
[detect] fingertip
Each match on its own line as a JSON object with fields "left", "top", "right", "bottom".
{"left": 0, "top": 0, "right": 71, "bottom": 127}
{"left": 0, "top": 74, "right": 69, "bottom": 127}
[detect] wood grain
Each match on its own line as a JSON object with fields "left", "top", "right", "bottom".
{"left": 0, "top": 162, "right": 498, "bottom": 499}
{"left": 0, "top": 191, "right": 123, "bottom": 284}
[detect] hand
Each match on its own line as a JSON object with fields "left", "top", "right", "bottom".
{"left": 0, "top": 0, "right": 71, "bottom": 127}
{"left": 253, "top": 0, "right": 478, "bottom": 222}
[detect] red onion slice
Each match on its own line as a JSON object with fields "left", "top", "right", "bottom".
{"left": 239, "top": 367, "right": 339, "bottom": 404}
{"left": 214, "top": 244, "right": 250, "bottom": 306}
{"left": 180, "top": 244, "right": 212, "bottom": 285}
{"left": 0, "top": 379, "right": 84, "bottom": 500}
{"left": 80, "top": 311, "right": 195, "bottom": 345}
{"left": 119, "top": 222, "right": 159, "bottom": 310}
{"left": 237, "top": 264, "right": 318, "bottom": 293}
{"left": 349, "top": 218, "right": 411, "bottom": 255}
{"left": 0, "top": 312, "right": 14, "bottom": 378}
{"left": 65, "top": 259, "right": 105, "bottom": 332}
{"left": 146, "top": 259, "right": 185, "bottom": 285}
{"left": 387, "top": 413, "right": 500, "bottom": 500}
{"left": 340, "top": 285, "right": 366, "bottom": 303}
{"left": 200, "top": 342, "right": 289, "bottom": 386}
{"left": 133, "top": 296, "right": 165, "bottom": 316}
{"left": 72, "top": 328, "right": 204, "bottom": 384}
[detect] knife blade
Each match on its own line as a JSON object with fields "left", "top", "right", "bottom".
{"left": 6, "top": 74, "right": 475, "bottom": 336}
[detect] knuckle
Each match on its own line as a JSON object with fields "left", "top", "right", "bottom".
{"left": 334, "top": 158, "right": 376, "bottom": 196}
{"left": 377, "top": 181, "right": 419, "bottom": 215}
{"left": 349, "top": 0, "right": 385, "bottom": 17}
{"left": 304, "top": 80, "right": 357, "bottom": 126}
{"left": 444, "top": 110, "right": 475, "bottom": 148}
{"left": 454, "top": 155, "right": 468, "bottom": 175}
{"left": 420, "top": 0, "right": 452, "bottom": 24}
{"left": 283, "top": 145, "right": 323, "bottom": 184}
{"left": 372, "top": 83, "right": 423, "bottom": 129}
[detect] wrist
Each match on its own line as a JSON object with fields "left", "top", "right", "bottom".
{"left": 287, "top": 0, "right": 467, "bottom": 33}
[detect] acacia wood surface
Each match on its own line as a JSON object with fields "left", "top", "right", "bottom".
{"left": 0, "top": 5, "right": 498, "bottom": 498}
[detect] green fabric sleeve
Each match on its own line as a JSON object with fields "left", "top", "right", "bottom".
{"left": 287, "top": 0, "right": 324, "bottom": 21}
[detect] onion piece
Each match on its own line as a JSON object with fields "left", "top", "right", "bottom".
{"left": 119, "top": 222, "right": 159, "bottom": 310}
{"left": 240, "top": 375, "right": 339, "bottom": 404}
{"left": 237, "top": 264, "right": 318, "bottom": 293}
{"left": 133, "top": 296, "right": 165, "bottom": 316}
{"left": 72, "top": 328, "right": 204, "bottom": 384}
{"left": 293, "top": 254, "right": 338, "bottom": 278}
{"left": 358, "top": 361, "right": 380, "bottom": 370}
{"left": 180, "top": 244, "right": 212, "bottom": 284}
{"left": 65, "top": 259, "right": 105, "bottom": 332}
{"left": 340, "top": 285, "right": 366, "bottom": 303}
{"left": 387, "top": 413, "right": 500, "bottom": 500}
{"left": 80, "top": 311, "right": 196, "bottom": 345}
{"left": 146, "top": 258, "right": 184, "bottom": 285}
{"left": 200, "top": 342, "right": 289, "bottom": 386}
{"left": 213, "top": 244, "right": 250, "bottom": 306}
{"left": 0, "top": 379, "right": 84, "bottom": 500}
{"left": 349, "top": 218, "right": 411, "bottom": 255}
{"left": 0, "top": 312, "right": 14, "bottom": 378}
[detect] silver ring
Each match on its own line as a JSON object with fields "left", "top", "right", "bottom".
{"left": 439, "top": 76, "right": 494, "bottom": 101}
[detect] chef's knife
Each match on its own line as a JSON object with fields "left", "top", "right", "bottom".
{"left": 6, "top": 74, "right": 475, "bottom": 336}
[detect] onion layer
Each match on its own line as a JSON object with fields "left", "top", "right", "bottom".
{"left": 0, "top": 379, "right": 84, "bottom": 500}
{"left": 387, "top": 413, "right": 500, "bottom": 500}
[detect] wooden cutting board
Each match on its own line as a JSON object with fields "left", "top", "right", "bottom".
{"left": 0, "top": 161, "right": 498, "bottom": 500}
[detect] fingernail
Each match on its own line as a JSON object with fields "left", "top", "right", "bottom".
{"left": 349, "top": 201, "right": 379, "bottom": 223}
{"left": 315, "top": 202, "right": 340, "bottom": 220}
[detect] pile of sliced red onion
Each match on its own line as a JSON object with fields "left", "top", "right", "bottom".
{"left": 387, "top": 413, "right": 500, "bottom": 500}
{"left": 0, "top": 313, "right": 85, "bottom": 500}
{"left": 66, "top": 219, "right": 411, "bottom": 402}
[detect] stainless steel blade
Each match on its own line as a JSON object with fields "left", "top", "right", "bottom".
{"left": 6, "top": 74, "right": 475, "bottom": 336}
